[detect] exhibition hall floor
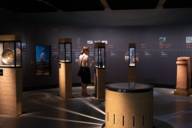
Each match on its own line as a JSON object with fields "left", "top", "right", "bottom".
{"left": 0, "top": 86, "right": 192, "bottom": 128}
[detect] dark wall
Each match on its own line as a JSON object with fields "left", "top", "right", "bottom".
{"left": 1, "top": 24, "right": 192, "bottom": 89}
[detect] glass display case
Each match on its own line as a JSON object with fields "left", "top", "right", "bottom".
{"left": 94, "top": 42, "right": 106, "bottom": 68}
{"left": 129, "top": 43, "right": 136, "bottom": 67}
{"left": 0, "top": 40, "right": 22, "bottom": 67}
{"left": 59, "top": 38, "right": 72, "bottom": 63}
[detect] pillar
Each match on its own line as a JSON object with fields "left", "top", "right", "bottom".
{"left": 174, "top": 57, "right": 191, "bottom": 96}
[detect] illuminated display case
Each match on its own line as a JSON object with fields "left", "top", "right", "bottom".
{"left": 129, "top": 43, "right": 136, "bottom": 67}
{"left": 0, "top": 40, "right": 22, "bottom": 68}
{"left": 59, "top": 38, "right": 72, "bottom": 63}
{"left": 94, "top": 42, "right": 106, "bottom": 68}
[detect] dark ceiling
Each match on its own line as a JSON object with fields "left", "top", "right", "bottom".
{"left": 0, "top": 0, "right": 192, "bottom": 13}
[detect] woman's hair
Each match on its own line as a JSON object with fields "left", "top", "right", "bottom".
{"left": 81, "top": 46, "right": 89, "bottom": 54}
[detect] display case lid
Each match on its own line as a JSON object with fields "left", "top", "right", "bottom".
{"left": 129, "top": 43, "right": 136, "bottom": 48}
{"left": 59, "top": 38, "right": 72, "bottom": 44}
{"left": 94, "top": 42, "right": 105, "bottom": 48}
{"left": 106, "top": 82, "right": 153, "bottom": 93}
{"left": 0, "top": 34, "right": 20, "bottom": 41}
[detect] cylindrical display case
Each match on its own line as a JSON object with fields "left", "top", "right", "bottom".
{"left": 105, "top": 83, "right": 153, "bottom": 128}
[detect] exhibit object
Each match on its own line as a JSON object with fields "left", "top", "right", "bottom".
{"left": 174, "top": 56, "right": 191, "bottom": 96}
{"left": 58, "top": 38, "right": 72, "bottom": 100}
{"left": 105, "top": 83, "right": 153, "bottom": 128}
{"left": 128, "top": 43, "right": 136, "bottom": 67}
{"left": 0, "top": 40, "right": 22, "bottom": 67}
{"left": 94, "top": 42, "right": 106, "bottom": 100}
{"left": 0, "top": 34, "right": 22, "bottom": 116}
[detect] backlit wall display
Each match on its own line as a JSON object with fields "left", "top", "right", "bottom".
{"left": 186, "top": 36, "right": 192, "bottom": 43}
{"left": 159, "top": 37, "right": 166, "bottom": 43}
{"left": 159, "top": 36, "right": 167, "bottom": 48}
{"left": 159, "top": 36, "right": 169, "bottom": 57}
{"left": 186, "top": 36, "right": 192, "bottom": 48}
{"left": 35, "top": 44, "right": 51, "bottom": 76}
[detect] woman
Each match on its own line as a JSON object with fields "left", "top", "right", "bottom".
{"left": 78, "top": 46, "right": 91, "bottom": 96}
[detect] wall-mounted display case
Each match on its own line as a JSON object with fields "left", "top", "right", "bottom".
{"left": 59, "top": 38, "right": 72, "bottom": 63}
{"left": 129, "top": 43, "right": 136, "bottom": 67}
{"left": 94, "top": 42, "right": 106, "bottom": 68}
{"left": 0, "top": 40, "right": 22, "bottom": 68}
{"left": 35, "top": 44, "right": 51, "bottom": 76}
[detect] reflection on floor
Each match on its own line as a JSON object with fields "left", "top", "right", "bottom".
{"left": 0, "top": 86, "right": 192, "bottom": 128}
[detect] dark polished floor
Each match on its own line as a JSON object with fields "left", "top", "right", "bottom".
{"left": 0, "top": 86, "right": 192, "bottom": 128}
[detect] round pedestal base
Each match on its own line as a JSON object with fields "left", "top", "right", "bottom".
{"left": 105, "top": 83, "right": 153, "bottom": 128}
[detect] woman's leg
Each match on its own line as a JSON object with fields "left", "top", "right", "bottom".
{"left": 82, "top": 83, "right": 89, "bottom": 96}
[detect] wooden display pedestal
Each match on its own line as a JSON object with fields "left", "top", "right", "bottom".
{"left": 96, "top": 68, "right": 105, "bottom": 100}
{"left": 0, "top": 68, "right": 22, "bottom": 117}
{"left": 174, "top": 57, "right": 191, "bottom": 96}
{"left": 59, "top": 62, "right": 72, "bottom": 100}
{"left": 174, "top": 89, "right": 190, "bottom": 96}
{"left": 105, "top": 83, "right": 153, "bottom": 128}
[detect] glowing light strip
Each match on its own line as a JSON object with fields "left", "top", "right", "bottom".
{"left": 33, "top": 100, "right": 105, "bottom": 122}
{"left": 28, "top": 115, "right": 103, "bottom": 126}
{"left": 20, "top": 112, "right": 39, "bottom": 117}
{"left": 80, "top": 99, "right": 105, "bottom": 115}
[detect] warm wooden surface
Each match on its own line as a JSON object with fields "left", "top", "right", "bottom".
{"left": 175, "top": 57, "right": 191, "bottom": 96}
{"left": 0, "top": 68, "right": 22, "bottom": 116}
{"left": 59, "top": 63, "right": 72, "bottom": 100}
{"left": 96, "top": 68, "right": 105, "bottom": 100}
{"left": 105, "top": 88, "right": 153, "bottom": 128}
